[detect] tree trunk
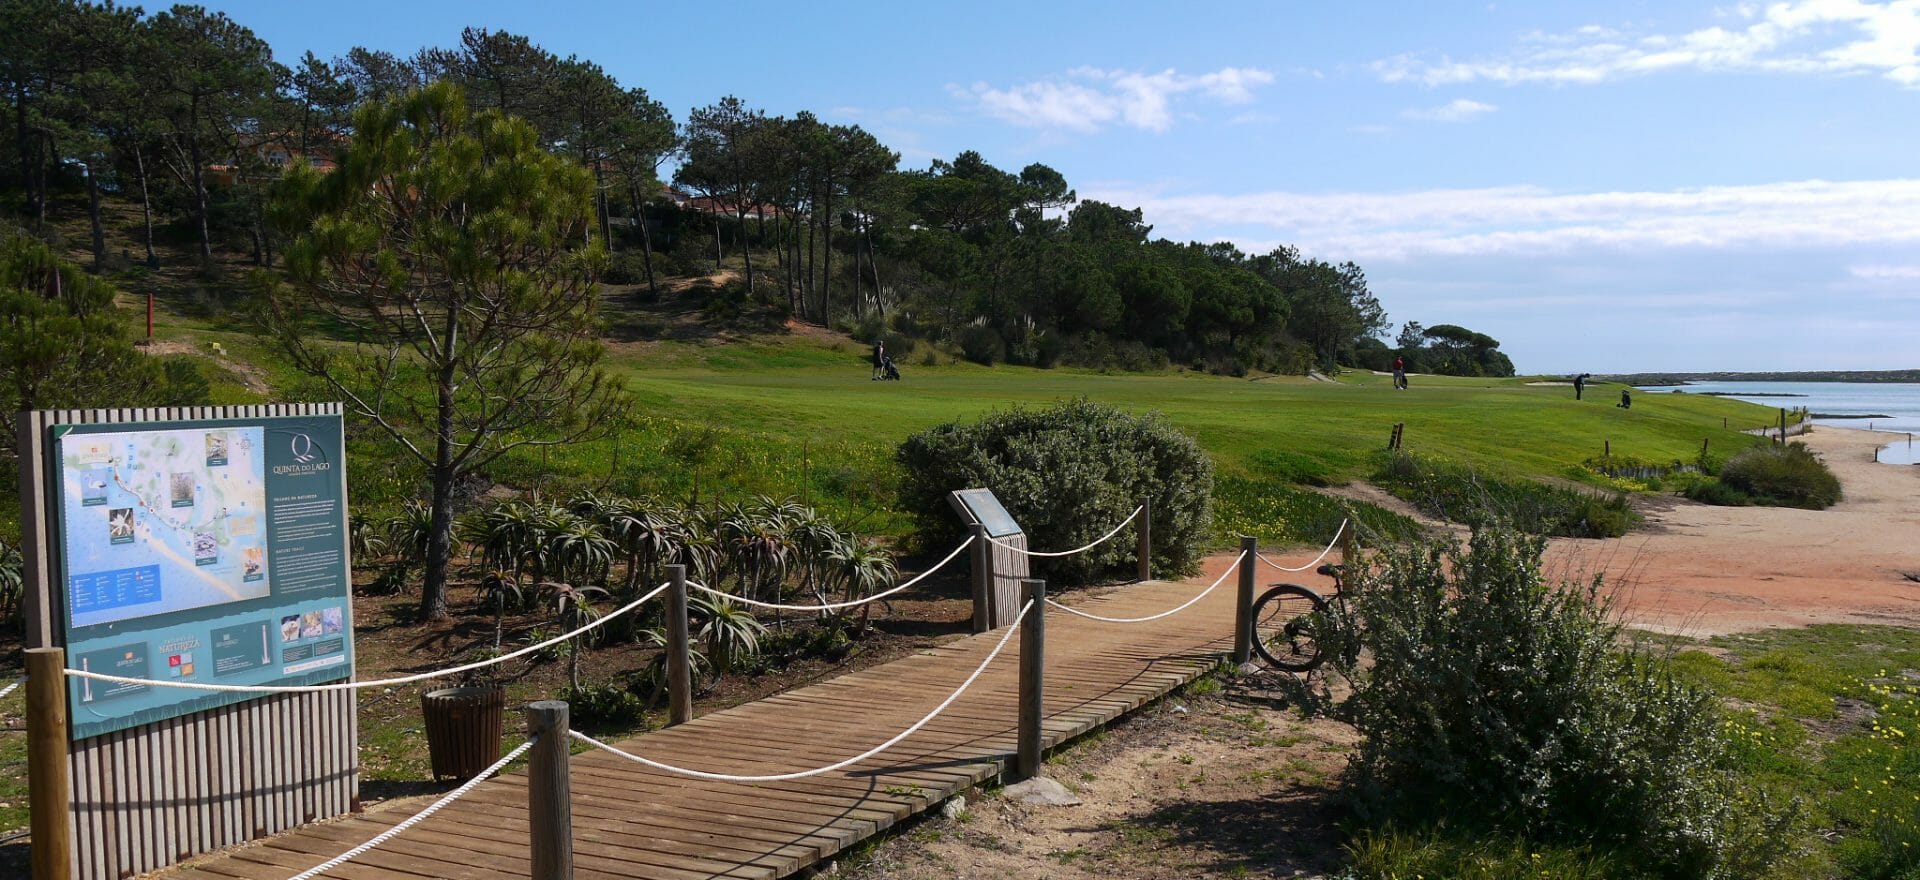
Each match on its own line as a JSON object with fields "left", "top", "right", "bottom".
{"left": 865, "top": 219, "right": 886, "bottom": 318}
{"left": 86, "top": 164, "right": 106, "bottom": 269}
{"left": 821, "top": 195, "right": 833, "bottom": 325}
{"left": 737, "top": 209, "right": 754, "bottom": 291}
{"left": 628, "top": 182, "right": 657, "bottom": 298}
{"left": 190, "top": 143, "right": 212, "bottom": 260}
{"left": 421, "top": 363, "right": 459, "bottom": 621}
{"left": 135, "top": 148, "right": 157, "bottom": 268}
{"left": 712, "top": 213, "right": 723, "bottom": 269}
{"left": 593, "top": 166, "right": 611, "bottom": 245}
{"left": 804, "top": 212, "right": 817, "bottom": 321}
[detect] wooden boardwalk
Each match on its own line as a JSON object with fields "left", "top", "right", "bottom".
{"left": 173, "top": 569, "right": 1248, "bottom": 880}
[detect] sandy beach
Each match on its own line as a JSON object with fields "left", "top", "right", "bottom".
{"left": 1548, "top": 426, "right": 1920, "bottom": 636}
{"left": 1234, "top": 426, "right": 1920, "bottom": 638}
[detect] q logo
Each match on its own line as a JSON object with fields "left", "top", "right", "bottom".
{"left": 290, "top": 433, "right": 316, "bottom": 464}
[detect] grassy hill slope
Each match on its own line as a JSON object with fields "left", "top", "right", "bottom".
{"left": 21, "top": 201, "right": 1781, "bottom": 547}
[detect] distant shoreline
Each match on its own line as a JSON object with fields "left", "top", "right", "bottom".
{"left": 1603, "top": 369, "right": 1920, "bottom": 386}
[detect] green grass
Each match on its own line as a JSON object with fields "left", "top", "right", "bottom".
{"left": 18, "top": 255, "right": 1777, "bottom": 552}
{"left": 1671, "top": 626, "right": 1920, "bottom": 878}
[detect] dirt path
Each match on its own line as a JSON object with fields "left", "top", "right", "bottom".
{"left": 841, "top": 686, "right": 1352, "bottom": 880}
{"left": 1547, "top": 426, "right": 1920, "bottom": 636}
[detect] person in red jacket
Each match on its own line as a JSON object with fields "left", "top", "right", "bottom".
{"left": 1391, "top": 356, "right": 1407, "bottom": 390}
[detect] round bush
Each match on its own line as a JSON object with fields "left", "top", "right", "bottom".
{"left": 1718, "top": 442, "right": 1841, "bottom": 509}
{"left": 1325, "top": 529, "right": 1795, "bottom": 878}
{"left": 896, "top": 399, "right": 1212, "bottom": 584}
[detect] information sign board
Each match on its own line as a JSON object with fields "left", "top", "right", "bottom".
{"left": 951, "top": 488, "right": 1024, "bottom": 538}
{"left": 50, "top": 414, "right": 354, "bottom": 739}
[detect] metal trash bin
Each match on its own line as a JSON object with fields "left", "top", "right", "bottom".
{"left": 421, "top": 686, "right": 505, "bottom": 781}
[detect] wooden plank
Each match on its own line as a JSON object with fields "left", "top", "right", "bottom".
{"left": 175, "top": 573, "right": 1245, "bottom": 880}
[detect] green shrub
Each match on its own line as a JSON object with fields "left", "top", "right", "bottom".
{"left": 1718, "top": 443, "right": 1842, "bottom": 510}
{"left": 1323, "top": 529, "right": 1796, "bottom": 879}
{"left": 897, "top": 398, "right": 1212, "bottom": 584}
{"left": 1374, "top": 452, "right": 1640, "bottom": 538}
{"left": 562, "top": 682, "right": 648, "bottom": 730}
{"left": 1681, "top": 477, "right": 1753, "bottom": 507}
{"left": 956, "top": 324, "right": 1005, "bottom": 365}
{"left": 599, "top": 251, "right": 650, "bottom": 285}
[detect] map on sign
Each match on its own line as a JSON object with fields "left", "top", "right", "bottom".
{"left": 60, "top": 427, "right": 270, "bottom": 629}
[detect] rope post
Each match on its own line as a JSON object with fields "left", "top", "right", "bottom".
{"left": 1136, "top": 498, "right": 1152, "bottom": 582}
{"left": 525, "top": 701, "right": 574, "bottom": 880}
{"left": 666, "top": 565, "right": 693, "bottom": 726}
{"left": 1233, "top": 537, "right": 1256, "bottom": 665}
{"left": 970, "top": 523, "right": 991, "bottom": 634}
{"left": 1016, "top": 578, "right": 1046, "bottom": 781}
{"left": 27, "top": 647, "right": 73, "bottom": 880}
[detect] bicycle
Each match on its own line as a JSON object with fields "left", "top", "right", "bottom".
{"left": 1249, "top": 563, "right": 1346, "bottom": 672}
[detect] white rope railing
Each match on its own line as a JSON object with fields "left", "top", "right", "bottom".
{"left": 569, "top": 599, "right": 1032, "bottom": 783}
{"left": 1255, "top": 519, "right": 1349, "bottom": 573}
{"left": 0, "top": 677, "right": 21, "bottom": 701}
{"left": 1044, "top": 551, "right": 1246, "bottom": 624}
{"left": 689, "top": 535, "right": 975, "bottom": 612}
{"left": 982, "top": 505, "right": 1143, "bottom": 558}
{"left": 283, "top": 738, "right": 535, "bottom": 880}
{"left": 65, "top": 582, "right": 671, "bottom": 693}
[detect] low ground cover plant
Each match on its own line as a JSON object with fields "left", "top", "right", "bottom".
{"left": 897, "top": 398, "right": 1212, "bottom": 583}
{"left": 1713, "top": 442, "right": 1843, "bottom": 510}
{"left": 1373, "top": 451, "right": 1639, "bottom": 538}
{"left": 1211, "top": 475, "right": 1421, "bottom": 547}
{"left": 1323, "top": 528, "right": 1795, "bottom": 879}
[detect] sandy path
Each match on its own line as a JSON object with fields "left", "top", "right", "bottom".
{"left": 1547, "top": 427, "right": 1920, "bottom": 636}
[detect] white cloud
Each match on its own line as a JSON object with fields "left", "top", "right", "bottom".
{"left": 956, "top": 66, "right": 1276, "bottom": 132}
{"left": 1375, "top": 0, "right": 1920, "bottom": 87}
{"left": 1402, "top": 98, "right": 1499, "bottom": 121}
{"left": 1084, "top": 178, "right": 1920, "bottom": 260}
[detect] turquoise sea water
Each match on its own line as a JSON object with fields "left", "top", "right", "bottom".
{"left": 1640, "top": 381, "right": 1920, "bottom": 466}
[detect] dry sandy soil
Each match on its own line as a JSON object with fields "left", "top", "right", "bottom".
{"left": 1547, "top": 426, "right": 1920, "bottom": 636}
{"left": 839, "top": 684, "right": 1354, "bottom": 880}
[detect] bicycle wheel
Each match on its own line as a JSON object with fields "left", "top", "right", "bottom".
{"left": 1250, "top": 584, "right": 1329, "bottom": 672}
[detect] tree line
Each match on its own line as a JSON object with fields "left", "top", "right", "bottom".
{"left": 1, "top": 1, "right": 1410, "bottom": 373}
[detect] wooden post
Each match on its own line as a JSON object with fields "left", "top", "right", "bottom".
{"left": 1702, "top": 438, "right": 1709, "bottom": 457}
{"left": 970, "top": 523, "right": 991, "bottom": 634}
{"left": 1341, "top": 519, "right": 1359, "bottom": 568}
{"left": 666, "top": 565, "right": 692, "bottom": 726}
{"left": 1135, "top": 497, "right": 1152, "bottom": 583}
{"left": 1779, "top": 408, "right": 1787, "bottom": 444}
{"left": 27, "top": 647, "right": 73, "bottom": 880}
{"left": 1016, "top": 578, "right": 1046, "bottom": 780}
{"left": 1233, "top": 536, "right": 1256, "bottom": 666}
{"left": 525, "top": 701, "right": 574, "bottom": 880}
{"left": 1605, "top": 439, "right": 1610, "bottom": 457}
{"left": 145, "top": 293, "right": 154, "bottom": 339}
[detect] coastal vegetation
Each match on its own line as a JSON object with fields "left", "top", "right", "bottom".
{"left": 2, "top": 5, "right": 1909, "bottom": 879}
{"left": 1326, "top": 529, "right": 1795, "bottom": 879}
{"left": 897, "top": 399, "right": 1213, "bottom": 583}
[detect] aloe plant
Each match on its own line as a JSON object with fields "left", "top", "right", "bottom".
{"left": 540, "top": 580, "right": 610, "bottom": 691}
{"left": 691, "top": 591, "right": 766, "bottom": 675}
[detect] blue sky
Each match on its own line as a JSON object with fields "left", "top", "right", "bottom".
{"left": 218, "top": 0, "right": 1920, "bottom": 373}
